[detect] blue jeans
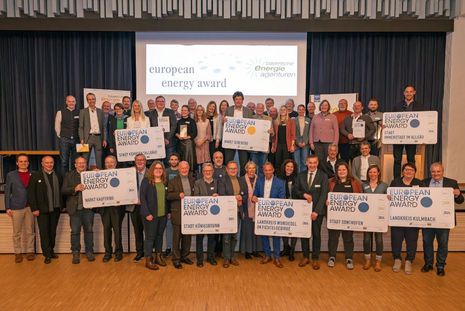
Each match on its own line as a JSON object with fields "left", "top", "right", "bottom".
{"left": 143, "top": 216, "right": 167, "bottom": 257}
{"left": 294, "top": 145, "right": 309, "bottom": 173}
{"left": 422, "top": 228, "right": 450, "bottom": 268}
{"left": 250, "top": 152, "right": 268, "bottom": 176}
{"left": 262, "top": 236, "right": 281, "bottom": 259}
{"left": 59, "top": 137, "right": 77, "bottom": 173}
{"left": 165, "top": 219, "right": 173, "bottom": 249}
{"left": 69, "top": 209, "right": 94, "bottom": 253}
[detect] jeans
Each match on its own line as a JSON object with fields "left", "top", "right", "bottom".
{"left": 422, "top": 228, "right": 450, "bottom": 268}
{"left": 369, "top": 141, "right": 380, "bottom": 157}
{"left": 59, "top": 137, "right": 77, "bottom": 173}
{"left": 393, "top": 144, "right": 416, "bottom": 178}
{"left": 143, "top": 216, "right": 167, "bottom": 257}
{"left": 391, "top": 227, "right": 419, "bottom": 262}
{"left": 338, "top": 143, "right": 350, "bottom": 163}
{"left": 262, "top": 236, "right": 281, "bottom": 259}
{"left": 250, "top": 152, "right": 268, "bottom": 176}
{"left": 328, "top": 229, "right": 354, "bottom": 259}
{"left": 294, "top": 145, "right": 309, "bottom": 173}
{"left": 363, "top": 232, "right": 384, "bottom": 258}
{"left": 313, "top": 142, "right": 331, "bottom": 165}
{"left": 241, "top": 217, "right": 258, "bottom": 253}
{"left": 69, "top": 209, "right": 94, "bottom": 253}
{"left": 165, "top": 219, "right": 173, "bottom": 250}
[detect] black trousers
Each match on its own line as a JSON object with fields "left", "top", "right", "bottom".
{"left": 130, "top": 205, "right": 144, "bottom": 256}
{"left": 275, "top": 143, "right": 289, "bottom": 172}
{"left": 100, "top": 207, "right": 125, "bottom": 256}
{"left": 172, "top": 223, "right": 192, "bottom": 262}
{"left": 328, "top": 229, "right": 354, "bottom": 259}
{"left": 393, "top": 144, "right": 416, "bottom": 178}
{"left": 37, "top": 208, "right": 61, "bottom": 258}
{"left": 224, "top": 148, "right": 249, "bottom": 176}
{"left": 196, "top": 234, "right": 217, "bottom": 262}
{"left": 143, "top": 216, "right": 168, "bottom": 257}
{"left": 391, "top": 227, "right": 419, "bottom": 262}
{"left": 301, "top": 215, "right": 324, "bottom": 259}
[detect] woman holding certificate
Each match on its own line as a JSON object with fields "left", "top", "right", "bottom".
{"left": 175, "top": 105, "right": 197, "bottom": 173}
{"left": 194, "top": 105, "right": 212, "bottom": 174}
{"left": 140, "top": 160, "right": 169, "bottom": 270}
{"left": 271, "top": 105, "right": 296, "bottom": 174}
{"left": 362, "top": 165, "right": 388, "bottom": 272}
{"left": 327, "top": 162, "right": 362, "bottom": 270}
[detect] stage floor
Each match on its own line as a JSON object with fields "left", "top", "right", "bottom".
{"left": 1, "top": 252, "right": 463, "bottom": 310}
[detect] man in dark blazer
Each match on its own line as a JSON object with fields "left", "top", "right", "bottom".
{"left": 4, "top": 154, "right": 35, "bottom": 263}
{"left": 79, "top": 92, "right": 107, "bottom": 169}
{"left": 252, "top": 162, "right": 286, "bottom": 268}
{"left": 223, "top": 91, "right": 254, "bottom": 176}
{"left": 61, "top": 156, "right": 95, "bottom": 264}
{"left": 293, "top": 154, "right": 329, "bottom": 270}
{"left": 166, "top": 161, "right": 195, "bottom": 269}
{"left": 28, "top": 156, "right": 63, "bottom": 264}
{"left": 319, "top": 143, "right": 344, "bottom": 179}
{"left": 421, "top": 162, "right": 464, "bottom": 276}
{"left": 351, "top": 142, "right": 381, "bottom": 182}
{"left": 392, "top": 85, "right": 424, "bottom": 178}
{"left": 148, "top": 95, "right": 177, "bottom": 163}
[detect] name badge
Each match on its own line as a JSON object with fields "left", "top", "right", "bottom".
{"left": 185, "top": 121, "right": 190, "bottom": 124}
{"left": 74, "top": 116, "right": 79, "bottom": 119}
{"left": 305, "top": 121, "right": 309, "bottom": 124}
{"left": 38, "top": 180, "right": 42, "bottom": 183}
{"left": 210, "top": 187, "right": 214, "bottom": 190}
{"left": 364, "top": 185, "right": 370, "bottom": 189}
{"left": 344, "top": 185, "right": 351, "bottom": 188}
{"left": 315, "top": 184, "right": 321, "bottom": 188}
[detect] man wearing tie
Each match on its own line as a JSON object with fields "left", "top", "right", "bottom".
{"left": 79, "top": 92, "right": 107, "bottom": 169}
{"left": 252, "top": 162, "right": 286, "bottom": 268}
{"left": 421, "top": 163, "right": 464, "bottom": 276}
{"left": 319, "top": 144, "right": 344, "bottom": 179}
{"left": 293, "top": 154, "right": 329, "bottom": 269}
{"left": 129, "top": 154, "right": 147, "bottom": 262}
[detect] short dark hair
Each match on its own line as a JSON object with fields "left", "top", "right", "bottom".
{"left": 232, "top": 91, "right": 244, "bottom": 100}
{"left": 113, "top": 103, "right": 124, "bottom": 110}
{"left": 402, "top": 162, "right": 417, "bottom": 173}
{"left": 86, "top": 92, "right": 96, "bottom": 101}
{"left": 74, "top": 155, "right": 87, "bottom": 163}
{"left": 169, "top": 153, "right": 180, "bottom": 160}
{"left": 155, "top": 95, "right": 165, "bottom": 101}
{"left": 122, "top": 96, "right": 131, "bottom": 101}
{"left": 319, "top": 100, "right": 331, "bottom": 111}
{"left": 15, "top": 153, "right": 29, "bottom": 162}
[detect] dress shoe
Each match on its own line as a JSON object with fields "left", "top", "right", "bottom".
{"left": 44, "top": 257, "right": 52, "bottom": 264}
{"left": 145, "top": 257, "right": 159, "bottom": 270}
{"left": 180, "top": 257, "right": 194, "bottom": 265}
{"left": 51, "top": 253, "right": 59, "bottom": 259}
{"left": 162, "top": 248, "right": 171, "bottom": 258}
{"left": 230, "top": 258, "right": 240, "bottom": 266}
{"left": 252, "top": 252, "right": 263, "bottom": 258}
{"left": 133, "top": 253, "right": 144, "bottom": 262}
{"left": 260, "top": 256, "right": 272, "bottom": 264}
{"left": 72, "top": 253, "right": 80, "bottom": 264}
{"left": 437, "top": 267, "right": 445, "bottom": 276}
{"left": 197, "top": 261, "right": 204, "bottom": 268}
{"left": 421, "top": 264, "right": 433, "bottom": 273}
{"left": 14, "top": 254, "right": 23, "bottom": 263}
{"left": 312, "top": 260, "right": 320, "bottom": 270}
{"left": 154, "top": 253, "right": 167, "bottom": 267}
{"left": 207, "top": 258, "right": 217, "bottom": 266}
{"left": 173, "top": 261, "right": 183, "bottom": 269}
{"left": 114, "top": 255, "right": 123, "bottom": 262}
{"left": 26, "top": 253, "right": 36, "bottom": 261}
{"left": 102, "top": 255, "right": 112, "bottom": 263}
{"left": 273, "top": 259, "right": 284, "bottom": 268}
{"left": 288, "top": 247, "right": 295, "bottom": 262}
{"left": 374, "top": 260, "right": 382, "bottom": 272}
{"left": 223, "top": 260, "right": 230, "bottom": 268}
{"left": 86, "top": 252, "right": 95, "bottom": 262}
{"left": 298, "top": 258, "right": 310, "bottom": 267}
{"left": 245, "top": 252, "right": 253, "bottom": 259}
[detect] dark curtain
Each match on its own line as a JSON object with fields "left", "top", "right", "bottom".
{"left": 308, "top": 32, "right": 446, "bottom": 173}
{"left": 0, "top": 31, "right": 134, "bottom": 151}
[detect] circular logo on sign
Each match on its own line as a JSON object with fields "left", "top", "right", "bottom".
{"left": 343, "top": 194, "right": 349, "bottom": 200}
{"left": 110, "top": 178, "right": 120, "bottom": 188}
{"left": 95, "top": 172, "right": 100, "bottom": 178}
{"left": 284, "top": 208, "right": 294, "bottom": 218}
{"left": 140, "top": 135, "right": 150, "bottom": 144}
{"left": 420, "top": 197, "right": 433, "bottom": 208}
{"left": 210, "top": 205, "right": 220, "bottom": 215}
{"left": 358, "top": 202, "right": 369, "bottom": 213}
{"left": 410, "top": 119, "right": 420, "bottom": 128}
{"left": 247, "top": 126, "right": 256, "bottom": 135}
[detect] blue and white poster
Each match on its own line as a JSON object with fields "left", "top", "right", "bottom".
{"left": 115, "top": 127, "right": 165, "bottom": 162}
{"left": 222, "top": 117, "right": 271, "bottom": 152}
{"left": 81, "top": 168, "right": 138, "bottom": 208}
{"left": 327, "top": 193, "right": 389, "bottom": 232}
{"left": 254, "top": 198, "right": 312, "bottom": 238}
{"left": 388, "top": 187, "right": 455, "bottom": 229}
{"left": 382, "top": 111, "right": 438, "bottom": 144}
{"left": 181, "top": 196, "right": 238, "bottom": 234}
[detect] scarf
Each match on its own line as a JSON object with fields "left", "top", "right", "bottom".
{"left": 42, "top": 170, "right": 60, "bottom": 212}
{"left": 245, "top": 174, "right": 257, "bottom": 220}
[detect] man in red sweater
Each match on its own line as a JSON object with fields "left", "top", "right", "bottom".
{"left": 333, "top": 99, "right": 352, "bottom": 163}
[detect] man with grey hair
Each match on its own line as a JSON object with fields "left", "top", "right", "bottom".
{"left": 188, "top": 98, "right": 197, "bottom": 119}
{"left": 286, "top": 98, "right": 298, "bottom": 118}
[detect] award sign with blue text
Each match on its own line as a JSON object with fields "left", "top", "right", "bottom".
{"left": 181, "top": 196, "right": 238, "bottom": 234}
{"left": 81, "top": 168, "right": 138, "bottom": 208}
{"left": 388, "top": 187, "right": 455, "bottom": 228}
{"left": 115, "top": 127, "right": 165, "bottom": 162}
{"left": 327, "top": 193, "right": 389, "bottom": 232}
{"left": 382, "top": 111, "right": 437, "bottom": 144}
{"left": 254, "top": 198, "right": 312, "bottom": 238}
{"left": 222, "top": 117, "right": 271, "bottom": 152}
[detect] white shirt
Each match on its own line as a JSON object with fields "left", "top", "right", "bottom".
{"left": 360, "top": 155, "right": 370, "bottom": 181}
{"left": 264, "top": 177, "right": 273, "bottom": 199}
{"left": 89, "top": 108, "right": 100, "bottom": 134}
{"left": 127, "top": 116, "right": 150, "bottom": 129}
{"left": 233, "top": 106, "right": 243, "bottom": 118}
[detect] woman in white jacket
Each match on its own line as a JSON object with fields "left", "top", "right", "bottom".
{"left": 127, "top": 100, "right": 150, "bottom": 129}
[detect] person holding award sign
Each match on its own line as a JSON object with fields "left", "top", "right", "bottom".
{"left": 107, "top": 103, "right": 127, "bottom": 156}
{"left": 126, "top": 100, "right": 150, "bottom": 129}
{"left": 175, "top": 105, "right": 197, "bottom": 173}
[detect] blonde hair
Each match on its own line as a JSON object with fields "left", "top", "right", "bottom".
{"left": 275, "top": 105, "right": 289, "bottom": 126}
{"left": 194, "top": 105, "right": 207, "bottom": 122}
{"left": 131, "top": 100, "right": 147, "bottom": 122}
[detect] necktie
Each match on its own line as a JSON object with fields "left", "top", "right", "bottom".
{"left": 308, "top": 172, "right": 313, "bottom": 187}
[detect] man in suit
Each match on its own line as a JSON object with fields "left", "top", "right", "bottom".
{"left": 28, "top": 156, "right": 62, "bottom": 264}
{"left": 79, "top": 92, "right": 107, "bottom": 169}
{"left": 252, "top": 162, "right": 286, "bottom": 268}
{"left": 319, "top": 144, "right": 344, "bottom": 179}
{"left": 392, "top": 85, "right": 424, "bottom": 178}
{"left": 218, "top": 161, "right": 243, "bottom": 268}
{"left": 223, "top": 91, "right": 254, "bottom": 176}
{"left": 61, "top": 156, "right": 95, "bottom": 264}
{"left": 166, "top": 161, "right": 195, "bottom": 269}
{"left": 421, "top": 162, "right": 464, "bottom": 276}
{"left": 147, "top": 95, "right": 178, "bottom": 164}
{"left": 4, "top": 154, "right": 35, "bottom": 263}
{"left": 293, "top": 154, "right": 329, "bottom": 270}
{"left": 351, "top": 142, "right": 381, "bottom": 183}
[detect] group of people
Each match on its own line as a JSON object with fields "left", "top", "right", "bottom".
{"left": 4, "top": 87, "right": 463, "bottom": 277}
